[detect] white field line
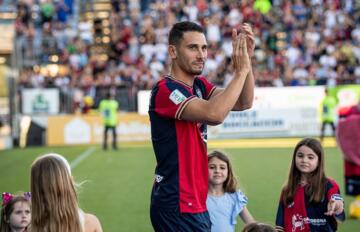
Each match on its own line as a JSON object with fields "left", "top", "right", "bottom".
{"left": 70, "top": 147, "right": 96, "bottom": 169}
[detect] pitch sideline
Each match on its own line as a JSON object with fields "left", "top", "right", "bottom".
{"left": 208, "top": 137, "right": 337, "bottom": 149}
{"left": 116, "top": 137, "right": 336, "bottom": 149}
{"left": 70, "top": 146, "right": 96, "bottom": 169}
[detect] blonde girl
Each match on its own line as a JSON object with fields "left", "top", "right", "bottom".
{"left": 30, "top": 153, "right": 102, "bottom": 232}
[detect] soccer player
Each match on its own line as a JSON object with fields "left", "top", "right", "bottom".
{"left": 149, "top": 21, "right": 255, "bottom": 231}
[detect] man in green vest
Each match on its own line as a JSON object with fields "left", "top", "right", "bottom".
{"left": 99, "top": 92, "right": 119, "bottom": 150}
{"left": 320, "top": 88, "right": 337, "bottom": 142}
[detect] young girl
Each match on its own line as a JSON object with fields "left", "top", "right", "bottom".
{"left": 0, "top": 192, "right": 31, "bottom": 232}
{"left": 275, "top": 138, "right": 345, "bottom": 232}
{"left": 30, "top": 153, "right": 103, "bottom": 232}
{"left": 206, "top": 150, "right": 255, "bottom": 232}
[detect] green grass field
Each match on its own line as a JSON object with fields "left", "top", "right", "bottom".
{"left": 0, "top": 141, "right": 359, "bottom": 231}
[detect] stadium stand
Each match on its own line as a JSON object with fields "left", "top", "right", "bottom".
{"left": 5, "top": 0, "right": 360, "bottom": 113}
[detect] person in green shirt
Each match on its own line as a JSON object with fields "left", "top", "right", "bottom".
{"left": 99, "top": 92, "right": 119, "bottom": 150}
{"left": 320, "top": 88, "right": 337, "bottom": 142}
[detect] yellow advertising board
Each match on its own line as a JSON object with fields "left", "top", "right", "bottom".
{"left": 47, "top": 113, "right": 150, "bottom": 146}
{"left": 0, "top": 65, "right": 8, "bottom": 97}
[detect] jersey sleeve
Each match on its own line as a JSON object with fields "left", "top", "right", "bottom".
{"left": 326, "top": 179, "right": 346, "bottom": 221}
{"left": 327, "top": 179, "right": 341, "bottom": 200}
{"left": 152, "top": 81, "right": 196, "bottom": 119}
{"left": 275, "top": 195, "right": 285, "bottom": 232}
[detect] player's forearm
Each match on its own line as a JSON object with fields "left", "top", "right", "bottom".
{"left": 207, "top": 71, "right": 248, "bottom": 123}
{"left": 233, "top": 66, "right": 254, "bottom": 111}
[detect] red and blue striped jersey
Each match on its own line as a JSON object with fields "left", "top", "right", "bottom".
{"left": 276, "top": 178, "right": 345, "bottom": 232}
{"left": 149, "top": 75, "right": 216, "bottom": 213}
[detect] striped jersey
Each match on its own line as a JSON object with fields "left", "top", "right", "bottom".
{"left": 149, "top": 75, "right": 216, "bottom": 213}
{"left": 276, "top": 179, "right": 345, "bottom": 232}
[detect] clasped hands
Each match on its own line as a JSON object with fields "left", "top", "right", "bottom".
{"left": 231, "top": 23, "right": 255, "bottom": 76}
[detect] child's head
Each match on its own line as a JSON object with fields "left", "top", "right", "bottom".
{"left": 290, "top": 137, "right": 325, "bottom": 181}
{"left": 283, "top": 138, "right": 327, "bottom": 204}
{"left": 208, "top": 150, "right": 237, "bottom": 193}
{"left": 0, "top": 192, "right": 31, "bottom": 232}
{"left": 242, "top": 222, "right": 276, "bottom": 232}
{"left": 30, "top": 153, "right": 81, "bottom": 232}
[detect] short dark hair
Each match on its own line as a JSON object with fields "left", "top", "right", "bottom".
{"left": 168, "top": 21, "right": 204, "bottom": 46}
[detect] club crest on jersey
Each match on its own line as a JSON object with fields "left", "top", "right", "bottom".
{"left": 170, "top": 89, "right": 186, "bottom": 105}
{"left": 292, "top": 214, "right": 305, "bottom": 231}
{"left": 155, "top": 174, "right": 164, "bottom": 183}
{"left": 195, "top": 88, "right": 203, "bottom": 99}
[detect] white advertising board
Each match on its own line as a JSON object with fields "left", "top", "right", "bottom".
{"left": 138, "top": 86, "right": 325, "bottom": 113}
{"left": 22, "top": 88, "right": 60, "bottom": 114}
{"left": 138, "top": 90, "right": 151, "bottom": 115}
{"left": 208, "top": 107, "right": 321, "bottom": 139}
{"left": 252, "top": 86, "right": 325, "bottom": 109}
{"left": 138, "top": 86, "right": 326, "bottom": 138}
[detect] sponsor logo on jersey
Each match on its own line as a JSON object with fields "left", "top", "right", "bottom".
{"left": 195, "top": 87, "right": 203, "bottom": 99}
{"left": 169, "top": 89, "right": 186, "bottom": 105}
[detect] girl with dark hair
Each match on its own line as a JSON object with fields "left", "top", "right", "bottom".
{"left": 0, "top": 192, "right": 31, "bottom": 232}
{"left": 276, "top": 138, "right": 345, "bottom": 232}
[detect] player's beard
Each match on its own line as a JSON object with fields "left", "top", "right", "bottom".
{"left": 187, "top": 62, "right": 204, "bottom": 75}
{"left": 188, "top": 68, "right": 203, "bottom": 75}
{"left": 176, "top": 56, "right": 205, "bottom": 76}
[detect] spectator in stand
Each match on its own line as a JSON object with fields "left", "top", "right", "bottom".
{"left": 13, "top": 0, "right": 360, "bottom": 113}
{"left": 40, "top": 0, "right": 55, "bottom": 24}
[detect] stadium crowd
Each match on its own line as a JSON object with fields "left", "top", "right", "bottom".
{"left": 13, "top": 0, "right": 360, "bottom": 111}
